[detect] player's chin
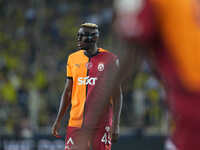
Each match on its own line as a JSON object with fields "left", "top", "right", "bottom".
{"left": 78, "top": 44, "right": 89, "bottom": 50}
{"left": 77, "top": 43, "right": 82, "bottom": 49}
{"left": 80, "top": 45, "right": 90, "bottom": 50}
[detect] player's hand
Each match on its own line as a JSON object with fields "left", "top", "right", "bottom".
{"left": 111, "top": 125, "right": 119, "bottom": 143}
{"left": 51, "top": 121, "right": 61, "bottom": 138}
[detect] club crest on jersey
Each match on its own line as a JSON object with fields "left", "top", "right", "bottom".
{"left": 86, "top": 62, "right": 93, "bottom": 69}
{"left": 98, "top": 63, "right": 104, "bottom": 71}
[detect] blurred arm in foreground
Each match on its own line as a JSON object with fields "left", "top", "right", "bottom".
{"left": 113, "top": 0, "right": 200, "bottom": 150}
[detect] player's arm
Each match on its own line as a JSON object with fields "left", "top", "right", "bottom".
{"left": 51, "top": 78, "right": 73, "bottom": 137}
{"left": 112, "top": 85, "right": 123, "bottom": 143}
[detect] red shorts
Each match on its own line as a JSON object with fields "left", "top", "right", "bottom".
{"left": 65, "top": 126, "right": 112, "bottom": 150}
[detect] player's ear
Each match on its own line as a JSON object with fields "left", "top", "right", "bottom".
{"left": 95, "top": 31, "right": 100, "bottom": 41}
{"left": 96, "top": 30, "right": 100, "bottom": 38}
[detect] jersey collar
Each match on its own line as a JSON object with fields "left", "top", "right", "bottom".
{"left": 84, "top": 48, "right": 100, "bottom": 58}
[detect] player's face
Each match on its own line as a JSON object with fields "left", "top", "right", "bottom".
{"left": 77, "top": 27, "right": 99, "bottom": 50}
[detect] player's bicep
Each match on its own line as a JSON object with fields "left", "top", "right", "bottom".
{"left": 113, "top": 85, "right": 122, "bottom": 98}
{"left": 60, "top": 78, "right": 73, "bottom": 109}
{"left": 66, "top": 56, "right": 73, "bottom": 79}
{"left": 112, "top": 57, "right": 122, "bottom": 99}
{"left": 64, "top": 78, "right": 73, "bottom": 94}
{"left": 62, "top": 78, "right": 73, "bottom": 105}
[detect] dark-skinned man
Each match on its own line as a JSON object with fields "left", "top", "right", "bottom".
{"left": 52, "top": 23, "right": 122, "bottom": 150}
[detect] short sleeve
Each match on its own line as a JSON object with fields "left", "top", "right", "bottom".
{"left": 66, "top": 56, "right": 73, "bottom": 79}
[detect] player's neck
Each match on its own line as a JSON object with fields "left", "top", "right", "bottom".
{"left": 86, "top": 45, "right": 98, "bottom": 56}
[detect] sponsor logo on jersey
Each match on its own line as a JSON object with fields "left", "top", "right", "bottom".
{"left": 98, "top": 63, "right": 104, "bottom": 71}
{"left": 78, "top": 76, "right": 98, "bottom": 85}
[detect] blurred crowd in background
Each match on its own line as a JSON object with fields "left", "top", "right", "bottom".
{"left": 0, "top": 0, "right": 167, "bottom": 138}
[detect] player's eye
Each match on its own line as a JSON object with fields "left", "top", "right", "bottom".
{"left": 91, "top": 32, "right": 99, "bottom": 37}
{"left": 83, "top": 32, "right": 89, "bottom": 36}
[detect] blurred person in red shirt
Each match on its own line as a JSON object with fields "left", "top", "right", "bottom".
{"left": 114, "top": 0, "right": 200, "bottom": 150}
